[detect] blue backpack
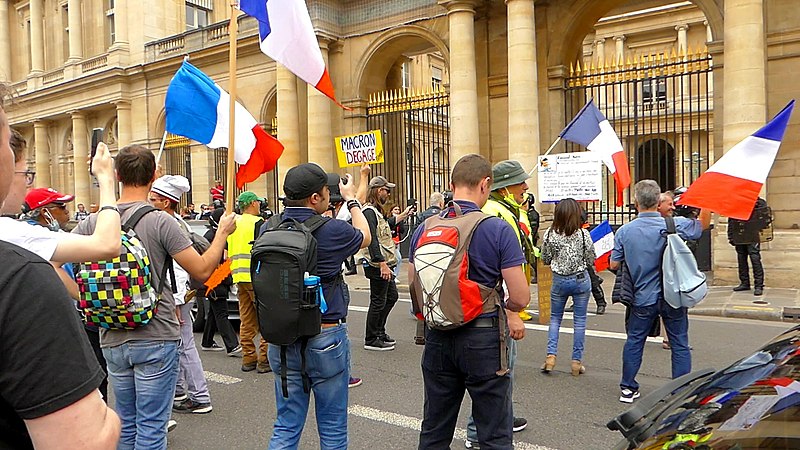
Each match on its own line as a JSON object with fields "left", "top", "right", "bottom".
{"left": 662, "top": 216, "right": 708, "bottom": 308}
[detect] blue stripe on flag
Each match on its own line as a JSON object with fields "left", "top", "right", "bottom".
{"left": 752, "top": 100, "right": 795, "bottom": 142}
{"left": 165, "top": 61, "right": 221, "bottom": 145}
{"left": 240, "top": 0, "right": 271, "bottom": 40}
{"left": 589, "top": 220, "right": 613, "bottom": 243}
{"left": 559, "top": 99, "right": 607, "bottom": 147}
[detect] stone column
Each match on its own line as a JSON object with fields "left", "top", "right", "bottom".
{"left": 67, "top": 0, "right": 83, "bottom": 63}
{"left": 115, "top": 101, "right": 132, "bottom": 148}
{"left": 595, "top": 38, "right": 606, "bottom": 65}
{"left": 704, "top": 20, "right": 713, "bottom": 43}
{"left": 0, "top": 1, "right": 10, "bottom": 81}
{"left": 71, "top": 111, "right": 90, "bottom": 207}
{"left": 440, "top": 0, "right": 480, "bottom": 162}
{"left": 614, "top": 35, "right": 626, "bottom": 104}
{"left": 676, "top": 24, "right": 688, "bottom": 53}
{"left": 277, "top": 64, "right": 301, "bottom": 195}
{"left": 723, "top": 0, "right": 766, "bottom": 153}
{"left": 506, "top": 0, "right": 540, "bottom": 167}
{"left": 33, "top": 120, "right": 51, "bottom": 187}
{"left": 29, "top": 0, "right": 44, "bottom": 75}
{"left": 112, "top": 0, "right": 128, "bottom": 48}
{"left": 307, "top": 36, "right": 334, "bottom": 170}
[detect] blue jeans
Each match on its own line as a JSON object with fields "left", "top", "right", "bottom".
{"left": 267, "top": 324, "right": 350, "bottom": 450}
{"left": 465, "top": 338, "right": 517, "bottom": 443}
{"left": 621, "top": 300, "right": 690, "bottom": 391}
{"left": 102, "top": 340, "right": 180, "bottom": 450}
{"left": 548, "top": 271, "right": 591, "bottom": 361}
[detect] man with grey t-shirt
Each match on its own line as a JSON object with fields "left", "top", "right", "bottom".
{"left": 73, "top": 145, "right": 235, "bottom": 450}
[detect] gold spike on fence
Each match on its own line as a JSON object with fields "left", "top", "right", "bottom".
{"left": 368, "top": 85, "right": 449, "bottom": 113}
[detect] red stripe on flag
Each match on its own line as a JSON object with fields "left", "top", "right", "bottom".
{"left": 611, "top": 151, "right": 630, "bottom": 206}
{"left": 235, "top": 125, "right": 285, "bottom": 189}
{"left": 677, "top": 171, "right": 762, "bottom": 220}
{"left": 314, "top": 69, "right": 351, "bottom": 110}
{"left": 595, "top": 251, "right": 611, "bottom": 273}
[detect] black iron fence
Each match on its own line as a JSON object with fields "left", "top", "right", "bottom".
{"left": 163, "top": 133, "right": 193, "bottom": 209}
{"left": 564, "top": 49, "right": 714, "bottom": 226}
{"left": 366, "top": 87, "right": 450, "bottom": 214}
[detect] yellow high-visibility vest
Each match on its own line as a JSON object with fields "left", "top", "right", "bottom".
{"left": 227, "top": 213, "right": 262, "bottom": 284}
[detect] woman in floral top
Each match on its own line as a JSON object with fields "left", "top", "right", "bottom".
{"left": 540, "top": 198, "right": 596, "bottom": 376}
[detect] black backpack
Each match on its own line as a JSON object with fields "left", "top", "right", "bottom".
{"left": 251, "top": 214, "right": 329, "bottom": 397}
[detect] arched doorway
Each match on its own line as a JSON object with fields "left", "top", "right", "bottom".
{"left": 635, "top": 139, "right": 676, "bottom": 191}
{"left": 354, "top": 26, "right": 451, "bottom": 213}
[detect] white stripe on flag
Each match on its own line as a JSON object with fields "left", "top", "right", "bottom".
{"left": 593, "top": 232, "right": 614, "bottom": 257}
{"left": 705, "top": 135, "right": 781, "bottom": 184}
{"left": 586, "top": 120, "right": 623, "bottom": 174}
{"left": 263, "top": 0, "right": 326, "bottom": 87}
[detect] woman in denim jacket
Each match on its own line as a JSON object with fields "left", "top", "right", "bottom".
{"left": 540, "top": 198, "right": 596, "bottom": 376}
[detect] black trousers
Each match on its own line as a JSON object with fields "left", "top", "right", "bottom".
{"left": 587, "top": 264, "right": 606, "bottom": 307}
{"left": 201, "top": 292, "right": 240, "bottom": 352}
{"left": 736, "top": 243, "right": 764, "bottom": 288}
{"left": 84, "top": 327, "right": 108, "bottom": 400}
{"left": 364, "top": 265, "right": 399, "bottom": 343}
{"left": 419, "top": 327, "right": 512, "bottom": 450}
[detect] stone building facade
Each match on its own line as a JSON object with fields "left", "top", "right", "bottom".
{"left": 3, "top": 0, "right": 799, "bottom": 287}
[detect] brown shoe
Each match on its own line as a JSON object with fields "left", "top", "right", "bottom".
{"left": 541, "top": 355, "right": 556, "bottom": 373}
{"left": 241, "top": 361, "right": 257, "bottom": 372}
{"left": 571, "top": 360, "right": 586, "bottom": 376}
{"left": 257, "top": 362, "right": 272, "bottom": 374}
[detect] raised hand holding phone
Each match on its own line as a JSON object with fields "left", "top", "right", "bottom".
{"left": 89, "top": 128, "right": 103, "bottom": 176}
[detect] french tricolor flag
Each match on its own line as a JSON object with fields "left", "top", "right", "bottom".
{"left": 165, "top": 61, "right": 284, "bottom": 189}
{"left": 240, "top": 0, "right": 341, "bottom": 106}
{"left": 589, "top": 220, "right": 614, "bottom": 272}
{"left": 678, "top": 100, "right": 794, "bottom": 220}
{"left": 560, "top": 100, "right": 632, "bottom": 206}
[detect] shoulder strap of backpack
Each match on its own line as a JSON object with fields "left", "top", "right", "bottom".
{"left": 302, "top": 214, "right": 329, "bottom": 234}
{"left": 664, "top": 216, "right": 677, "bottom": 235}
{"left": 123, "top": 205, "right": 158, "bottom": 232}
{"left": 123, "top": 205, "right": 176, "bottom": 295}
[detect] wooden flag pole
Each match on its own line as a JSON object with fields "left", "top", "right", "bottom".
{"left": 527, "top": 136, "right": 561, "bottom": 175}
{"left": 225, "top": 1, "right": 240, "bottom": 214}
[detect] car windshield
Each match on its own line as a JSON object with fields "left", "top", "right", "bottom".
{"left": 618, "top": 325, "right": 800, "bottom": 449}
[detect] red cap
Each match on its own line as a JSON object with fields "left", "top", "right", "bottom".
{"left": 24, "top": 188, "right": 75, "bottom": 210}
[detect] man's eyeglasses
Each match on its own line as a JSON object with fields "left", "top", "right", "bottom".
{"left": 46, "top": 204, "right": 68, "bottom": 211}
{"left": 15, "top": 170, "right": 36, "bottom": 186}
{"left": 379, "top": 187, "right": 391, "bottom": 193}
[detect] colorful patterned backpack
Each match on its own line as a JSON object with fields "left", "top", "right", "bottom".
{"left": 76, "top": 206, "right": 174, "bottom": 330}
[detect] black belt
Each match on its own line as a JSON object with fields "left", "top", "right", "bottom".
{"left": 464, "top": 317, "right": 499, "bottom": 328}
{"left": 321, "top": 317, "right": 347, "bottom": 325}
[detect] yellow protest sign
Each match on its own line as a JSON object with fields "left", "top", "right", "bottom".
{"left": 335, "top": 130, "right": 384, "bottom": 168}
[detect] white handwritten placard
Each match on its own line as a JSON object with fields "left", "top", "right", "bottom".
{"left": 538, "top": 153, "right": 602, "bottom": 202}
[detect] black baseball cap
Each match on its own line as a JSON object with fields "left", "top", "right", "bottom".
{"left": 283, "top": 163, "right": 328, "bottom": 200}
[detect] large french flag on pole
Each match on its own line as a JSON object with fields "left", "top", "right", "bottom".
{"left": 589, "top": 220, "right": 614, "bottom": 272}
{"left": 240, "top": 0, "right": 341, "bottom": 107}
{"left": 678, "top": 100, "right": 795, "bottom": 220}
{"left": 165, "top": 61, "right": 284, "bottom": 189}
{"left": 559, "top": 99, "right": 632, "bottom": 206}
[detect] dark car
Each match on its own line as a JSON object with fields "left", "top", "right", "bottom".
{"left": 187, "top": 220, "right": 240, "bottom": 333}
{"left": 608, "top": 325, "right": 800, "bottom": 449}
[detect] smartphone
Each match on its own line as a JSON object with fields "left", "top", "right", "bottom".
{"left": 90, "top": 128, "right": 103, "bottom": 175}
{"left": 407, "top": 198, "right": 417, "bottom": 207}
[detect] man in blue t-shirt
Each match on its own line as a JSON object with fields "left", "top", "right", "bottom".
{"left": 610, "top": 179, "right": 711, "bottom": 404}
{"left": 266, "top": 163, "right": 371, "bottom": 450}
{"left": 408, "top": 154, "right": 530, "bottom": 449}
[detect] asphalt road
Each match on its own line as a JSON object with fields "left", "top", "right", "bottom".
{"left": 163, "top": 289, "right": 792, "bottom": 450}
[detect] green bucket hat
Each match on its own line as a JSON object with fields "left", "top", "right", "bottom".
{"left": 491, "top": 160, "right": 531, "bottom": 191}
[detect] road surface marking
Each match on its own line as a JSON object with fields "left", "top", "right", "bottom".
{"left": 348, "top": 404, "right": 558, "bottom": 450}
{"left": 348, "top": 304, "right": 659, "bottom": 343}
{"left": 203, "top": 371, "right": 242, "bottom": 385}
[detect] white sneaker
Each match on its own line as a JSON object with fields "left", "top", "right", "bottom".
{"left": 167, "top": 419, "right": 177, "bottom": 432}
{"left": 464, "top": 440, "right": 480, "bottom": 449}
{"left": 227, "top": 345, "right": 242, "bottom": 357}
{"left": 619, "top": 388, "right": 641, "bottom": 403}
